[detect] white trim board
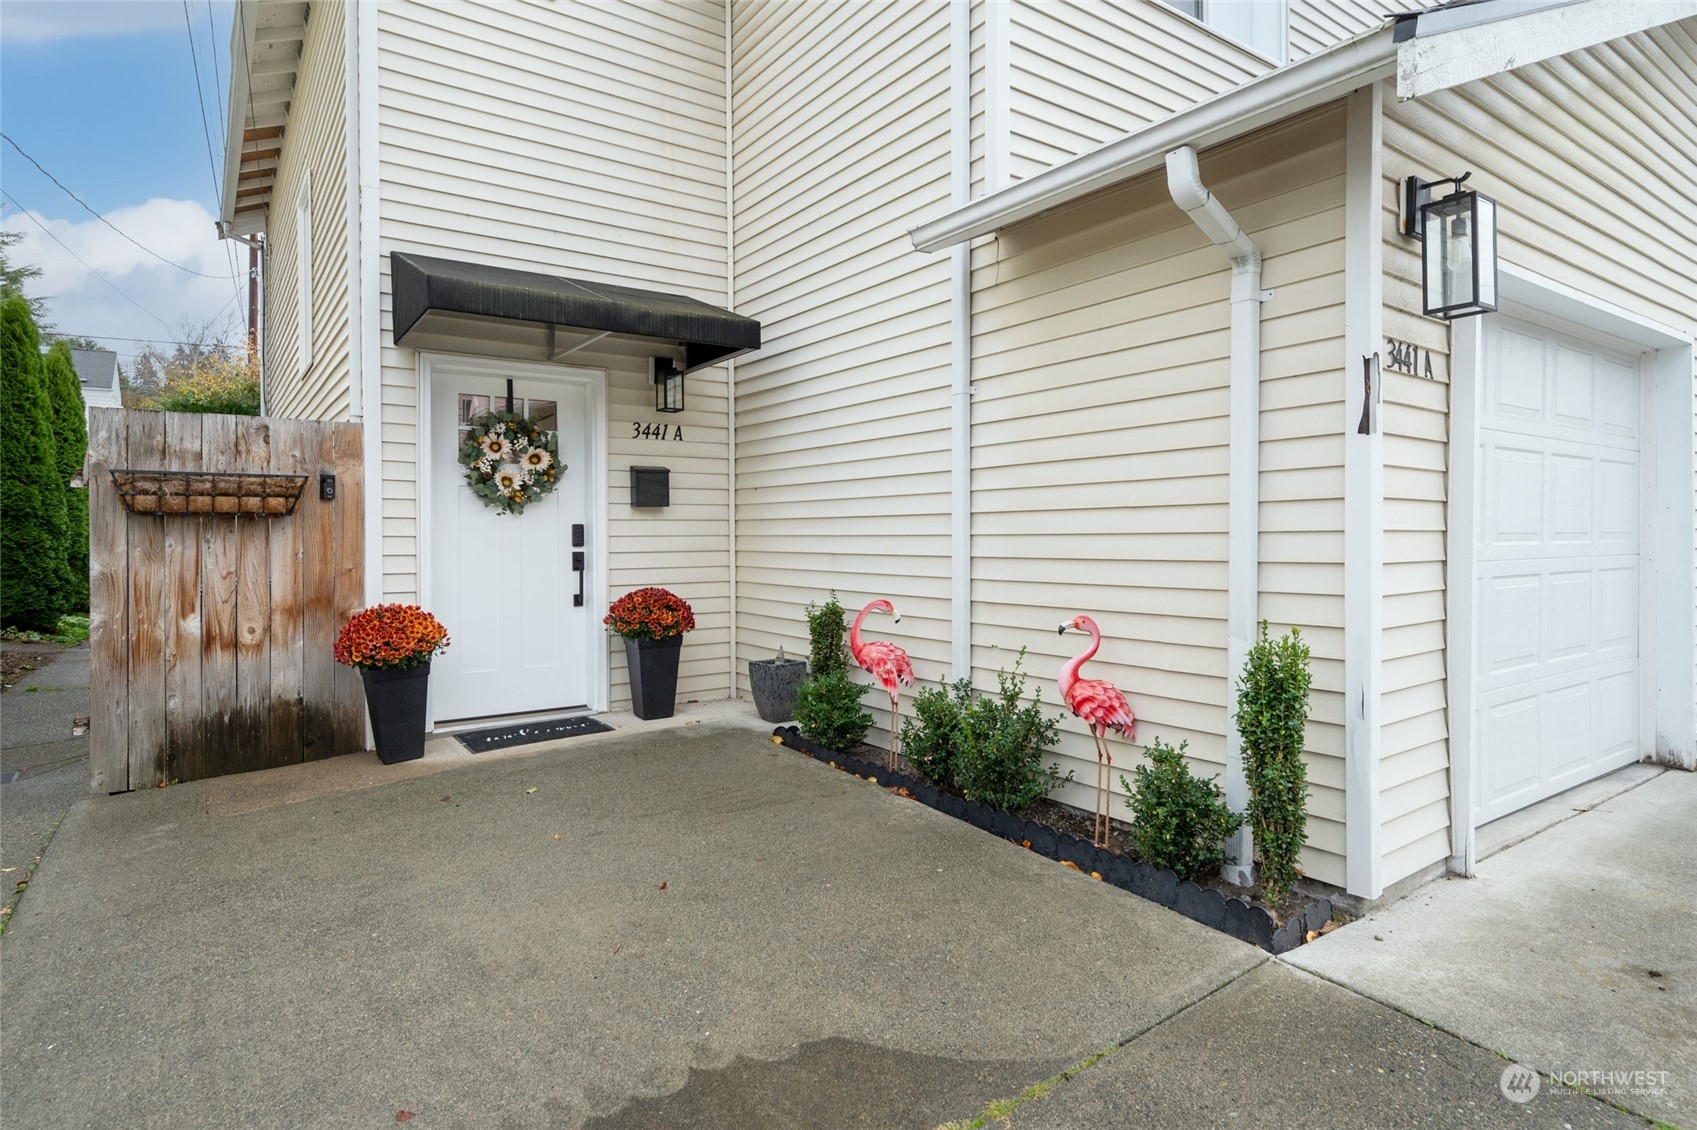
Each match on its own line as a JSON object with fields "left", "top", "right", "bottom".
{"left": 1446, "top": 270, "right": 1696, "bottom": 875}
{"left": 416, "top": 351, "right": 611, "bottom": 724}
{"left": 1342, "top": 84, "right": 1385, "bottom": 901}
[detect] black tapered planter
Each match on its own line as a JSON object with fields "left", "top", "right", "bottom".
{"left": 625, "top": 636, "right": 682, "bottom": 720}
{"left": 361, "top": 662, "right": 430, "bottom": 764}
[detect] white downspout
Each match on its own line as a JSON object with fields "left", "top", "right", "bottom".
{"left": 1165, "top": 145, "right": 1270, "bottom": 887}
{"left": 949, "top": 0, "right": 972, "bottom": 683}
{"left": 724, "top": 1, "right": 739, "bottom": 702}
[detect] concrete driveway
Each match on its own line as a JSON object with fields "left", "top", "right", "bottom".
{"left": 0, "top": 715, "right": 1663, "bottom": 1128}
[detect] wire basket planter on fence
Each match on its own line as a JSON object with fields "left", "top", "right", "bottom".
{"left": 108, "top": 469, "right": 309, "bottom": 517}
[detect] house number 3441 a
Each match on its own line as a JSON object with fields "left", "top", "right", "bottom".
{"left": 1385, "top": 337, "right": 1437, "bottom": 379}
{"left": 632, "top": 422, "right": 684, "bottom": 441}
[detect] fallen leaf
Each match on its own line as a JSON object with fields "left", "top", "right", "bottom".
{"left": 656, "top": 882, "right": 668, "bottom": 891}
{"left": 395, "top": 1112, "right": 416, "bottom": 1123}
{"left": 1060, "top": 860, "right": 1081, "bottom": 872}
{"left": 552, "top": 833, "right": 561, "bottom": 842}
{"left": 1020, "top": 840, "right": 1032, "bottom": 850}
{"left": 886, "top": 786, "right": 914, "bottom": 798}
{"left": 770, "top": 736, "right": 783, "bottom": 745}
{"left": 1305, "top": 930, "right": 1319, "bottom": 943}
{"left": 1090, "top": 871, "right": 1103, "bottom": 881}
{"left": 866, "top": 776, "right": 878, "bottom": 784}
{"left": 1319, "top": 920, "right": 1339, "bottom": 936}
{"left": 525, "top": 787, "right": 538, "bottom": 795}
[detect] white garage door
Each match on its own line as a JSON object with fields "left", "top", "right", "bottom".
{"left": 1475, "top": 316, "right": 1642, "bottom": 824}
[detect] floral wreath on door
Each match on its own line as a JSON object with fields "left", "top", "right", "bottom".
{"left": 457, "top": 409, "right": 563, "bottom": 516}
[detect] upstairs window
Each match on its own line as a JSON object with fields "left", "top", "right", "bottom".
{"left": 1164, "top": 0, "right": 1286, "bottom": 62}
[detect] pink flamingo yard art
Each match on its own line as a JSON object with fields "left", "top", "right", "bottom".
{"left": 850, "top": 599, "right": 914, "bottom": 771}
{"left": 1058, "top": 615, "right": 1136, "bottom": 850}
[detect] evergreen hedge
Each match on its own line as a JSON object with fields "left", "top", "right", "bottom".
{"left": 1, "top": 295, "right": 69, "bottom": 631}
{"left": 43, "top": 343, "right": 88, "bottom": 611}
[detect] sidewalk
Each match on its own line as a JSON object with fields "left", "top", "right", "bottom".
{"left": 0, "top": 642, "right": 90, "bottom": 924}
{"left": 1, "top": 707, "right": 1672, "bottom": 1128}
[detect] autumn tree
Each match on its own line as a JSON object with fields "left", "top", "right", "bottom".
{"left": 127, "top": 317, "right": 258, "bottom": 415}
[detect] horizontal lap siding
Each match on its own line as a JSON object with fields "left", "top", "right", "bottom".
{"left": 266, "top": 2, "right": 351, "bottom": 422}
{"left": 974, "top": 106, "right": 1349, "bottom": 887}
{"left": 731, "top": 0, "right": 952, "bottom": 743}
{"left": 1009, "top": 0, "right": 1266, "bottom": 183}
{"left": 1287, "top": 0, "right": 1420, "bottom": 62}
{"left": 376, "top": 0, "right": 732, "bottom": 707}
{"left": 1378, "top": 23, "right": 1697, "bottom": 886}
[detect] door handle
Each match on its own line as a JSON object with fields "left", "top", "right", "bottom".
{"left": 572, "top": 551, "right": 585, "bottom": 607}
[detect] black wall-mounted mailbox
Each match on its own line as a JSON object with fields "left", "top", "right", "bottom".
{"left": 630, "top": 466, "right": 670, "bottom": 508}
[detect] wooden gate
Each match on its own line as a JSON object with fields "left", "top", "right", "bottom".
{"left": 87, "top": 408, "right": 366, "bottom": 792}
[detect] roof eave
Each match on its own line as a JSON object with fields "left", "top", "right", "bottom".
{"left": 219, "top": 0, "right": 261, "bottom": 233}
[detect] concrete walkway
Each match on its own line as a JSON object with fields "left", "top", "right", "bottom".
{"left": 1288, "top": 768, "right": 1696, "bottom": 1129}
{"left": 3, "top": 706, "right": 1672, "bottom": 1129}
{"left": 0, "top": 643, "right": 90, "bottom": 922}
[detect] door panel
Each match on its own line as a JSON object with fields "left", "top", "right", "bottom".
{"left": 1475, "top": 318, "right": 1641, "bottom": 824}
{"left": 430, "top": 369, "right": 592, "bottom": 722}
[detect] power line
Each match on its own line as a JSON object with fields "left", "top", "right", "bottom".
{"left": 182, "top": 2, "right": 226, "bottom": 228}
{"left": 0, "top": 133, "right": 239, "bottom": 281}
{"left": 1, "top": 189, "right": 174, "bottom": 332}
{"left": 204, "top": 0, "right": 242, "bottom": 284}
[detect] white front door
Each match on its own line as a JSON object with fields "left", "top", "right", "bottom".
{"left": 430, "top": 363, "right": 595, "bottom": 723}
{"left": 1474, "top": 315, "right": 1642, "bottom": 824}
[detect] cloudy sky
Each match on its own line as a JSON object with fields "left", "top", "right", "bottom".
{"left": 1, "top": 0, "right": 247, "bottom": 366}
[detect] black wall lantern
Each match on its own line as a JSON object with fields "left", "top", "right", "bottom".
{"left": 651, "top": 356, "right": 684, "bottom": 413}
{"left": 1400, "top": 172, "right": 1498, "bottom": 320}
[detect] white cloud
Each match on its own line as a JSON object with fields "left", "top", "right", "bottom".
{"left": 0, "top": 1, "right": 189, "bottom": 44}
{"left": 3, "top": 197, "right": 248, "bottom": 359}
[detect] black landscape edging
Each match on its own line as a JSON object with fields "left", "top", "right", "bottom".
{"left": 773, "top": 725, "right": 1331, "bottom": 954}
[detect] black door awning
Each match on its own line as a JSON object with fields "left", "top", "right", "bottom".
{"left": 390, "top": 252, "right": 761, "bottom": 373}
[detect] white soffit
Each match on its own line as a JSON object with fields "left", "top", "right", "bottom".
{"left": 1397, "top": 0, "right": 1697, "bottom": 99}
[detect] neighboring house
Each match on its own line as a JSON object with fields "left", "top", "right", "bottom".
{"left": 219, "top": 0, "right": 1697, "bottom": 909}
{"left": 71, "top": 348, "right": 121, "bottom": 413}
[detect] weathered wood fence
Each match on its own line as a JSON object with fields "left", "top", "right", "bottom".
{"left": 87, "top": 408, "right": 366, "bottom": 792}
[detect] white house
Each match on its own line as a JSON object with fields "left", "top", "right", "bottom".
{"left": 71, "top": 348, "right": 121, "bottom": 413}
{"left": 219, "top": 0, "right": 1697, "bottom": 908}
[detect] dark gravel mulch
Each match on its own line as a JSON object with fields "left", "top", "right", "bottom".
{"left": 781, "top": 730, "right": 1332, "bottom": 953}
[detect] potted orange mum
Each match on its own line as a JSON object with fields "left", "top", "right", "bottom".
{"left": 604, "top": 587, "right": 694, "bottom": 719}
{"left": 334, "top": 604, "right": 451, "bottom": 763}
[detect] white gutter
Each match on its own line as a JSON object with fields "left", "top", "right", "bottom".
{"left": 1165, "top": 145, "right": 1269, "bottom": 888}
{"left": 725, "top": 0, "right": 739, "bottom": 701}
{"left": 949, "top": 0, "right": 971, "bottom": 683}
{"left": 912, "top": 25, "right": 1397, "bottom": 253}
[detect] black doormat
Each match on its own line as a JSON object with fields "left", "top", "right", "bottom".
{"left": 455, "top": 716, "right": 614, "bottom": 753}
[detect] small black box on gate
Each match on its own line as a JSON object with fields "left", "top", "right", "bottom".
{"left": 630, "top": 466, "right": 670, "bottom": 508}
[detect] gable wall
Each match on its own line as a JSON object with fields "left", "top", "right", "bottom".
{"left": 1377, "top": 21, "right": 1697, "bottom": 887}
{"left": 729, "top": 0, "right": 955, "bottom": 738}
{"left": 264, "top": 0, "right": 352, "bottom": 422}
{"left": 974, "top": 105, "right": 1351, "bottom": 887}
{"left": 373, "top": 0, "right": 735, "bottom": 709}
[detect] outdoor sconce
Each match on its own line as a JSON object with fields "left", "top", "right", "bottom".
{"left": 651, "top": 357, "right": 684, "bottom": 413}
{"left": 1400, "top": 172, "right": 1498, "bottom": 320}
